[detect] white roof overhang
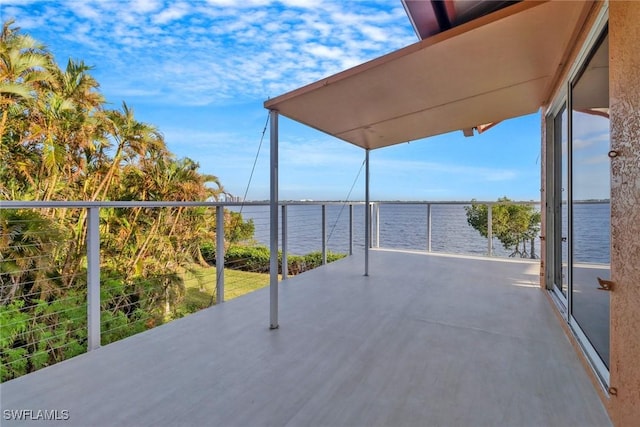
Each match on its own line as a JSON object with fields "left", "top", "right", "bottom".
{"left": 264, "top": 0, "right": 595, "bottom": 150}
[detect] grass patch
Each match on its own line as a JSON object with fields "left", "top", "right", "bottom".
{"left": 224, "top": 269, "right": 276, "bottom": 300}
{"left": 179, "top": 267, "right": 272, "bottom": 314}
{"left": 176, "top": 248, "right": 346, "bottom": 317}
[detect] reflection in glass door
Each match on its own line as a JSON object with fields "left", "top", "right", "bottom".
{"left": 570, "top": 30, "right": 610, "bottom": 369}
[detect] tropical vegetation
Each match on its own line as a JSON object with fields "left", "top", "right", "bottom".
{"left": 465, "top": 197, "right": 541, "bottom": 258}
{"left": 0, "top": 20, "right": 342, "bottom": 381}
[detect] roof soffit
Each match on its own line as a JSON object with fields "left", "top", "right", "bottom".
{"left": 265, "top": 1, "right": 593, "bottom": 150}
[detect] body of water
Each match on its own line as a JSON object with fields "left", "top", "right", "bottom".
{"left": 231, "top": 202, "right": 610, "bottom": 263}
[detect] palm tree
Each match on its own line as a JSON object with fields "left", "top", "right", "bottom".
{"left": 89, "top": 102, "right": 165, "bottom": 201}
{"left": 45, "top": 59, "right": 105, "bottom": 200}
{"left": 0, "top": 20, "right": 52, "bottom": 143}
{"left": 0, "top": 20, "right": 54, "bottom": 199}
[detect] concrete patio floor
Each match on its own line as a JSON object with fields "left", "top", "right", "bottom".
{"left": 0, "top": 250, "right": 611, "bottom": 426}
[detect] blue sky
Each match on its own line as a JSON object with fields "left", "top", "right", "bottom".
{"left": 4, "top": 0, "right": 545, "bottom": 201}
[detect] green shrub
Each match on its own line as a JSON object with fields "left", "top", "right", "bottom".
{"left": 286, "top": 254, "right": 307, "bottom": 275}
{"left": 210, "top": 245, "right": 346, "bottom": 276}
{"left": 0, "top": 293, "right": 89, "bottom": 382}
{"left": 0, "top": 301, "right": 30, "bottom": 381}
{"left": 224, "top": 245, "right": 271, "bottom": 272}
{"left": 200, "top": 241, "right": 215, "bottom": 263}
{"left": 300, "top": 251, "right": 346, "bottom": 270}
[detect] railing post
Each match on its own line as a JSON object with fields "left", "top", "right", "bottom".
{"left": 282, "top": 204, "right": 287, "bottom": 280}
{"left": 487, "top": 203, "right": 493, "bottom": 256}
{"left": 369, "top": 203, "right": 374, "bottom": 249}
{"left": 349, "top": 204, "right": 353, "bottom": 256}
{"left": 427, "top": 203, "right": 432, "bottom": 252}
{"left": 269, "top": 109, "right": 279, "bottom": 329}
{"left": 322, "top": 204, "right": 327, "bottom": 265}
{"left": 375, "top": 203, "right": 380, "bottom": 248}
{"left": 216, "top": 205, "right": 225, "bottom": 304}
{"left": 87, "top": 206, "right": 101, "bottom": 351}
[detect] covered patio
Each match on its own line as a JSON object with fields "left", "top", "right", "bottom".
{"left": 1, "top": 251, "right": 610, "bottom": 426}
{"left": 262, "top": 0, "right": 596, "bottom": 328}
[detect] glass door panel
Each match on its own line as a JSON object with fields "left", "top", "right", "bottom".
{"left": 570, "top": 32, "right": 610, "bottom": 369}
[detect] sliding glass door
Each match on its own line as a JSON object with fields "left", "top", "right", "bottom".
{"left": 548, "top": 23, "right": 610, "bottom": 381}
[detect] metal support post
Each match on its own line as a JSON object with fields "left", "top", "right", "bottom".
{"left": 216, "top": 205, "right": 225, "bottom": 304}
{"left": 487, "top": 204, "right": 493, "bottom": 256}
{"left": 427, "top": 204, "right": 432, "bottom": 252}
{"left": 322, "top": 204, "right": 327, "bottom": 265}
{"left": 282, "top": 204, "right": 287, "bottom": 280}
{"left": 87, "top": 207, "right": 101, "bottom": 351}
{"left": 269, "top": 110, "right": 279, "bottom": 329}
{"left": 364, "top": 150, "right": 370, "bottom": 276}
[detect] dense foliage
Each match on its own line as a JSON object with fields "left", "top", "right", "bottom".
{"left": 0, "top": 20, "right": 248, "bottom": 380}
{"left": 465, "top": 197, "right": 541, "bottom": 258}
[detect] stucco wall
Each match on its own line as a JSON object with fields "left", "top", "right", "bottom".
{"left": 609, "top": 2, "right": 640, "bottom": 426}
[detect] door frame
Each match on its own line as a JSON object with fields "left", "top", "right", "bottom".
{"left": 544, "top": 2, "right": 610, "bottom": 387}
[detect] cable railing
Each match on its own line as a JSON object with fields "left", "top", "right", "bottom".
{"left": 1, "top": 199, "right": 542, "bottom": 381}
{"left": 368, "top": 201, "right": 542, "bottom": 258}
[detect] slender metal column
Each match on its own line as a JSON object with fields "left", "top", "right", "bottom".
{"left": 349, "top": 204, "right": 353, "bottom": 256}
{"left": 269, "top": 110, "right": 279, "bottom": 329}
{"left": 321, "top": 204, "right": 327, "bottom": 265}
{"left": 427, "top": 203, "right": 432, "bottom": 252}
{"left": 87, "top": 207, "right": 101, "bottom": 351}
{"left": 487, "top": 204, "right": 493, "bottom": 256}
{"left": 364, "top": 150, "right": 370, "bottom": 276}
{"left": 281, "top": 204, "right": 287, "bottom": 280}
{"left": 216, "top": 205, "right": 225, "bottom": 304}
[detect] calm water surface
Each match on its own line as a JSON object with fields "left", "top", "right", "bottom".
{"left": 232, "top": 203, "right": 609, "bottom": 263}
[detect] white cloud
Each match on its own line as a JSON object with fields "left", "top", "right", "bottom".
{"left": 279, "top": 0, "right": 316, "bottom": 9}
{"left": 304, "top": 44, "right": 344, "bottom": 59}
{"left": 2, "top": 6, "right": 26, "bottom": 20}
{"left": 359, "top": 25, "right": 388, "bottom": 42}
{"left": 205, "top": 0, "right": 271, "bottom": 7}
{"left": 1, "top": 0, "right": 42, "bottom": 5}
{"left": 152, "top": 2, "right": 190, "bottom": 24}
{"left": 131, "top": 0, "right": 163, "bottom": 13}
{"left": 72, "top": 2, "right": 101, "bottom": 19}
{"left": 9, "top": 0, "right": 415, "bottom": 107}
